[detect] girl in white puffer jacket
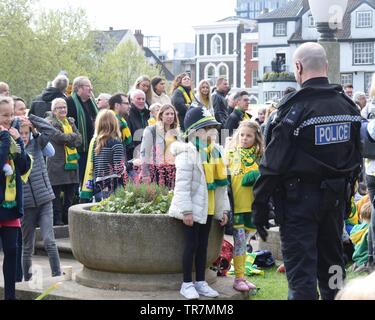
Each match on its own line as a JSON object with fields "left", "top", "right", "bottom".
{"left": 169, "top": 107, "right": 230, "bottom": 300}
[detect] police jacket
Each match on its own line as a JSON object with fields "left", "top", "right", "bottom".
{"left": 253, "top": 77, "right": 362, "bottom": 211}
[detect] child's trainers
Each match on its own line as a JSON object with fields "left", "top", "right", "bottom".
{"left": 233, "top": 278, "right": 251, "bottom": 292}
{"left": 180, "top": 282, "right": 200, "bottom": 300}
{"left": 195, "top": 281, "right": 219, "bottom": 298}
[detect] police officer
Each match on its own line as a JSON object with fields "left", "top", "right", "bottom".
{"left": 252, "top": 42, "right": 362, "bottom": 300}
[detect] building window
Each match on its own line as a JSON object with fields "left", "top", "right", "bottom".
{"left": 308, "top": 14, "right": 315, "bottom": 28}
{"left": 274, "top": 22, "right": 287, "bottom": 36}
{"left": 218, "top": 63, "right": 229, "bottom": 79}
{"left": 353, "top": 42, "right": 374, "bottom": 65}
{"left": 264, "top": 91, "right": 283, "bottom": 102}
{"left": 356, "top": 11, "right": 372, "bottom": 28}
{"left": 365, "top": 72, "right": 375, "bottom": 93}
{"left": 212, "top": 36, "right": 222, "bottom": 55}
{"left": 205, "top": 64, "right": 216, "bottom": 86}
{"left": 340, "top": 73, "right": 353, "bottom": 86}
{"left": 252, "top": 70, "right": 259, "bottom": 87}
{"left": 252, "top": 45, "right": 258, "bottom": 59}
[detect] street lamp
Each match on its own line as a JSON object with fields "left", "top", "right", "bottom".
{"left": 308, "top": 0, "right": 348, "bottom": 83}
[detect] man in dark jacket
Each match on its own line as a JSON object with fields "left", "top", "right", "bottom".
{"left": 252, "top": 42, "right": 362, "bottom": 300}
{"left": 126, "top": 89, "right": 150, "bottom": 160}
{"left": 212, "top": 77, "right": 230, "bottom": 126}
{"left": 29, "top": 75, "right": 69, "bottom": 118}
{"left": 225, "top": 91, "right": 251, "bottom": 136}
{"left": 66, "top": 76, "right": 98, "bottom": 184}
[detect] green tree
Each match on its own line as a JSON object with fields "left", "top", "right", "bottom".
{"left": 93, "top": 40, "right": 162, "bottom": 95}
{"left": 0, "top": 0, "right": 96, "bottom": 103}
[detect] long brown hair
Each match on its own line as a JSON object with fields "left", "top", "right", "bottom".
{"left": 157, "top": 104, "right": 180, "bottom": 130}
{"left": 94, "top": 110, "right": 121, "bottom": 155}
{"left": 133, "top": 75, "right": 152, "bottom": 104}
{"left": 171, "top": 72, "right": 191, "bottom": 93}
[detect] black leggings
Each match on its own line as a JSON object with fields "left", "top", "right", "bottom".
{"left": 182, "top": 216, "right": 213, "bottom": 283}
{"left": 0, "top": 227, "right": 19, "bottom": 300}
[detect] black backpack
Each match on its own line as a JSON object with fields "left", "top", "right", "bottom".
{"left": 253, "top": 250, "right": 275, "bottom": 268}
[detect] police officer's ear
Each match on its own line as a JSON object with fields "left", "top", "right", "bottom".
{"left": 295, "top": 61, "right": 303, "bottom": 75}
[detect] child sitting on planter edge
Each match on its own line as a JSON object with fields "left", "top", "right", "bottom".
{"left": 169, "top": 107, "right": 230, "bottom": 300}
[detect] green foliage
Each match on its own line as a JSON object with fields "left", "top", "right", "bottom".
{"left": 0, "top": 0, "right": 97, "bottom": 103}
{"left": 92, "top": 40, "right": 161, "bottom": 94}
{"left": 0, "top": 1, "right": 163, "bottom": 103}
{"left": 262, "top": 72, "right": 296, "bottom": 82}
{"left": 91, "top": 183, "right": 173, "bottom": 215}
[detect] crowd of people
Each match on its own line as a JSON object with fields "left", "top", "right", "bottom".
{"left": 1, "top": 41, "right": 375, "bottom": 300}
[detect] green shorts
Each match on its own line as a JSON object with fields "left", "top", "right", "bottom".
{"left": 233, "top": 213, "right": 256, "bottom": 232}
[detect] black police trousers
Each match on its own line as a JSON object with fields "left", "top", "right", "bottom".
{"left": 278, "top": 180, "right": 346, "bottom": 300}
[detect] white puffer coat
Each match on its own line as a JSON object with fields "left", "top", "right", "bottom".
{"left": 168, "top": 141, "right": 231, "bottom": 224}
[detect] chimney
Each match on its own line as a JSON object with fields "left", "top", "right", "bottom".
{"left": 134, "top": 30, "right": 144, "bottom": 48}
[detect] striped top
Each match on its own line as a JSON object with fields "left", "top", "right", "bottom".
{"left": 93, "top": 139, "right": 125, "bottom": 186}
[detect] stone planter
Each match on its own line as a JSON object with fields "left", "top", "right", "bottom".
{"left": 69, "top": 204, "right": 224, "bottom": 291}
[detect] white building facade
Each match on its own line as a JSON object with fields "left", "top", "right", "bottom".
{"left": 193, "top": 18, "right": 256, "bottom": 89}
{"left": 257, "top": 0, "right": 375, "bottom": 102}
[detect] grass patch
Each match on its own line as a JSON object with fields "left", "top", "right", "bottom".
{"left": 246, "top": 264, "right": 369, "bottom": 300}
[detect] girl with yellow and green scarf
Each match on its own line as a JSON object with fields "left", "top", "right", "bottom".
{"left": 0, "top": 96, "right": 32, "bottom": 300}
{"left": 169, "top": 107, "right": 230, "bottom": 300}
{"left": 226, "top": 120, "right": 263, "bottom": 293}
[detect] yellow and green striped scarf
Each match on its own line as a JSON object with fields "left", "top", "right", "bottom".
{"left": 80, "top": 138, "right": 95, "bottom": 201}
{"left": 178, "top": 86, "right": 195, "bottom": 106}
{"left": 116, "top": 114, "right": 132, "bottom": 147}
{"left": 59, "top": 118, "right": 80, "bottom": 171}
{"left": 195, "top": 139, "right": 228, "bottom": 190}
{"left": 2, "top": 139, "right": 33, "bottom": 209}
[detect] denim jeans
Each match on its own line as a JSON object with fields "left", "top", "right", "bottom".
{"left": 0, "top": 227, "right": 19, "bottom": 300}
{"left": 366, "top": 175, "right": 375, "bottom": 264}
{"left": 22, "top": 201, "right": 61, "bottom": 281}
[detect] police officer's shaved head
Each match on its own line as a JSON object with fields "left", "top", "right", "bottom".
{"left": 293, "top": 42, "right": 328, "bottom": 85}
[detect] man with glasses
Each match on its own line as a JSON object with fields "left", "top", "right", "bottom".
{"left": 96, "top": 93, "right": 111, "bottom": 110}
{"left": 126, "top": 89, "right": 150, "bottom": 160}
{"left": 224, "top": 91, "right": 251, "bottom": 137}
{"left": 67, "top": 76, "right": 98, "bottom": 185}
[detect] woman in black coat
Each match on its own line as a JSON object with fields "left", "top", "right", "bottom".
{"left": 171, "top": 73, "right": 196, "bottom": 131}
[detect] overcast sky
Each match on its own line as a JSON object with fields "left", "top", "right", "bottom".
{"left": 36, "top": 0, "right": 236, "bottom": 56}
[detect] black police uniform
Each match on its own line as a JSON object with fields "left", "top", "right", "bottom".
{"left": 252, "top": 77, "right": 362, "bottom": 300}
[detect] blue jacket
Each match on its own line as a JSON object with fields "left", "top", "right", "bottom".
{"left": 0, "top": 131, "right": 32, "bottom": 221}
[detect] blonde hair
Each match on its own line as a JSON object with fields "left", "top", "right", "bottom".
{"left": 370, "top": 73, "right": 375, "bottom": 97}
{"left": 229, "top": 120, "right": 264, "bottom": 160}
{"left": 94, "top": 110, "right": 121, "bottom": 155}
{"left": 360, "top": 201, "right": 372, "bottom": 222}
{"left": 197, "top": 79, "right": 212, "bottom": 107}
{"left": 133, "top": 75, "right": 151, "bottom": 104}
{"left": 157, "top": 104, "right": 180, "bottom": 130}
{"left": 149, "top": 103, "right": 162, "bottom": 113}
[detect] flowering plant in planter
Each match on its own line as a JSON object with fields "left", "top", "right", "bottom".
{"left": 91, "top": 182, "right": 173, "bottom": 214}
